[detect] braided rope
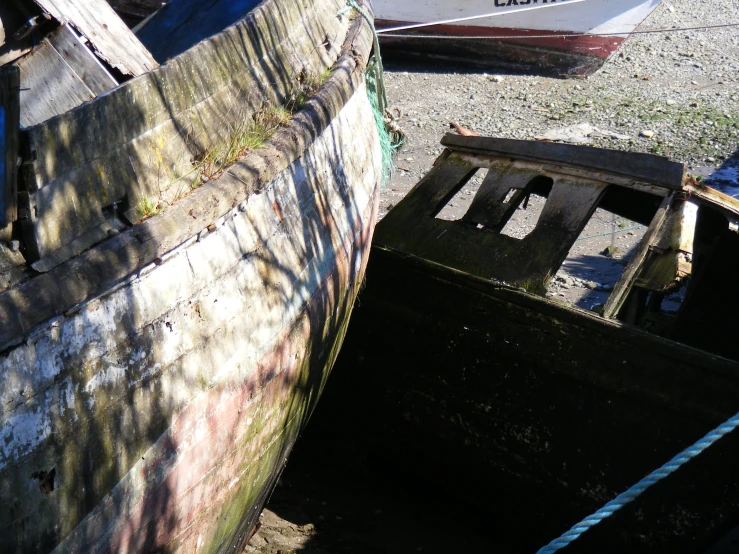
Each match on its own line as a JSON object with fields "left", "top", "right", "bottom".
{"left": 537, "top": 410, "right": 739, "bottom": 553}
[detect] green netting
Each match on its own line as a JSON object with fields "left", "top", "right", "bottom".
{"left": 346, "top": 0, "right": 404, "bottom": 186}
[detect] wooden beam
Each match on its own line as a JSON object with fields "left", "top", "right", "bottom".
{"left": 441, "top": 133, "right": 686, "bottom": 190}
{"left": 47, "top": 24, "right": 118, "bottom": 96}
{"left": 31, "top": 0, "right": 157, "bottom": 77}
{"left": 17, "top": 33, "right": 96, "bottom": 128}
{"left": 0, "top": 65, "right": 19, "bottom": 227}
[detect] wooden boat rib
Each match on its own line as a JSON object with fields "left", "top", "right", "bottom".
{"left": 324, "top": 134, "right": 739, "bottom": 552}
{"left": 0, "top": 0, "right": 382, "bottom": 552}
{"left": 374, "top": 0, "right": 663, "bottom": 76}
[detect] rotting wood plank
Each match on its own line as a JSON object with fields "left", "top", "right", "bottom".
{"left": 603, "top": 193, "right": 675, "bottom": 319}
{"left": 376, "top": 152, "right": 608, "bottom": 292}
{"left": 441, "top": 133, "right": 686, "bottom": 189}
{"left": 0, "top": 17, "right": 371, "bottom": 346}
{"left": 16, "top": 35, "right": 95, "bottom": 128}
{"left": 31, "top": 0, "right": 157, "bottom": 77}
{"left": 47, "top": 24, "right": 118, "bottom": 95}
{"left": 21, "top": 0, "right": 349, "bottom": 266}
{"left": 462, "top": 161, "right": 536, "bottom": 228}
{"left": 0, "top": 65, "right": 19, "bottom": 226}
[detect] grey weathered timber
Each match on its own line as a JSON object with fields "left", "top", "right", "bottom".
{"left": 17, "top": 24, "right": 119, "bottom": 128}
{"left": 0, "top": 1, "right": 381, "bottom": 553}
{"left": 602, "top": 194, "right": 675, "bottom": 319}
{"left": 0, "top": 64, "right": 18, "bottom": 226}
{"left": 0, "top": 0, "right": 372, "bottom": 353}
{"left": 31, "top": 0, "right": 157, "bottom": 77}
{"left": 47, "top": 23, "right": 119, "bottom": 95}
{"left": 21, "top": 0, "right": 347, "bottom": 268}
{"left": 441, "top": 133, "right": 686, "bottom": 189}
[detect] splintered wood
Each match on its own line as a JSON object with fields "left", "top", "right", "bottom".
{"left": 31, "top": 0, "right": 157, "bottom": 76}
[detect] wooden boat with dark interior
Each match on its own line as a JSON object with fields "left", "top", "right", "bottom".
{"left": 324, "top": 133, "right": 739, "bottom": 552}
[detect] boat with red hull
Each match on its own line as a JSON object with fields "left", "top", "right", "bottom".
{"left": 374, "top": 0, "right": 663, "bottom": 76}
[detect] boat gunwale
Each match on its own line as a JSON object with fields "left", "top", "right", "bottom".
{"left": 368, "top": 244, "right": 739, "bottom": 421}
{"left": 0, "top": 0, "right": 377, "bottom": 352}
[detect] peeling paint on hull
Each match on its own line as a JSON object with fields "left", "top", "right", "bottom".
{"left": 0, "top": 1, "right": 382, "bottom": 551}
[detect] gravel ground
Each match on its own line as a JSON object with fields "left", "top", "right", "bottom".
{"left": 247, "top": 1, "right": 739, "bottom": 550}
{"left": 379, "top": 0, "right": 739, "bottom": 305}
{"left": 381, "top": 0, "right": 739, "bottom": 212}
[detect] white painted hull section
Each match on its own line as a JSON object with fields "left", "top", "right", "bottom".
{"left": 374, "top": 0, "right": 662, "bottom": 35}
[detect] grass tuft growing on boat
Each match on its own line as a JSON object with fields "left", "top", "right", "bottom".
{"left": 195, "top": 105, "right": 292, "bottom": 180}
{"left": 138, "top": 196, "right": 162, "bottom": 220}
{"left": 145, "top": 66, "right": 335, "bottom": 222}
{"left": 285, "top": 67, "right": 332, "bottom": 112}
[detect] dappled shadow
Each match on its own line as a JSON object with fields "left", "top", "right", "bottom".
{"left": 0, "top": 0, "right": 381, "bottom": 552}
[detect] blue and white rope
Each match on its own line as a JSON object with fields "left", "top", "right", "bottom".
{"left": 537, "top": 409, "right": 739, "bottom": 553}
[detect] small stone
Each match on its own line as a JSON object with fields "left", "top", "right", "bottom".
{"left": 640, "top": 130, "right": 655, "bottom": 138}
{"left": 666, "top": 99, "right": 676, "bottom": 106}
{"left": 691, "top": 80, "right": 698, "bottom": 85}
{"left": 707, "top": 157, "right": 716, "bottom": 162}
{"left": 405, "top": 158, "right": 414, "bottom": 162}
{"left": 690, "top": 101, "right": 700, "bottom": 107}
{"left": 9, "top": 240, "right": 20, "bottom": 252}
{"left": 584, "top": 281, "right": 599, "bottom": 290}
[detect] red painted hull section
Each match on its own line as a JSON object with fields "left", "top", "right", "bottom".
{"left": 56, "top": 191, "right": 379, "bottom": 553}
{"left": 377, "top": 20, "right": 624, "bottom": 58}
{"left": 376, "top": 19, "right": 627, "bottom": 75}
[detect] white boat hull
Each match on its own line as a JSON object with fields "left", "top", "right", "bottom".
{"left": 374, "top": 0, "right": 662, "bottom": 75}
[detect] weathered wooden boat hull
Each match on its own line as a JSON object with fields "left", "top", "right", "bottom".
{"left": 329, "top": 250, "right": 739, "bottom": 552}
{"left": 321, "top": 136, "right": 739, "bottom": 552}
{"left": 0, "top": 0, "right": 382, "bottom": 552}
{"left": 374, "top": 0, "right": 662, "bottom": 75}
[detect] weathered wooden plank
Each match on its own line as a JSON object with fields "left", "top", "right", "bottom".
{"left": 0, "top": 65, "right": 19, "bottom": 226}
{"left": 32, "top": 0, "right": 157, "bottom": 77}
{"left": 0, "top": 18, "right": 371, "bottom": 346}
{"left": 376, "top": 152, "right": 608, "bottom": 293}
{"left": 48, "top": 23, "right": 118, "bottom": 95}
{"left": 16, "top": 35, "right": 96, "bottom": 128}
{"left": 462, "top": 161, "right": 538, "bottom": 228}
{"left": 21, "top": 0, "right": 348, "bottom": 265}
{"left": 441, "top": 133, "right": 686, "bottom": 189}
{"left": 603, "top": 193, "right": 675, "bottom": 319}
